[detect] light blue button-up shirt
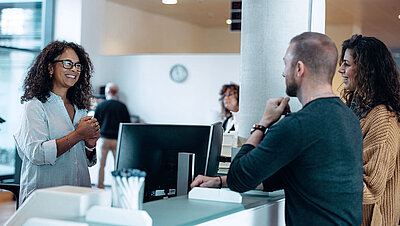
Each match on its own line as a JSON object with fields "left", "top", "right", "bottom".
{"left": 14, "top": 92, "right": 97, "bottom": 204}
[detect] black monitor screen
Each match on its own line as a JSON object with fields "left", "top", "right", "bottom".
{"left": 115, "top": 123, "right": 222, "bottom": 202}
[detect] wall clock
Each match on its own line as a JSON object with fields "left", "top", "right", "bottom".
{"left": 170, "top": 64, "right": 188, "bottom": 83}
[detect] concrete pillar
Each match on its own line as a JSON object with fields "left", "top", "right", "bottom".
{"left": 238, "top": 0, "right": 326, "bottom": 139}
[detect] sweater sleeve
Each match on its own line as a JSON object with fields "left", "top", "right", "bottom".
{"left": 361, "top": 107, "right": 399, "bottom": 204}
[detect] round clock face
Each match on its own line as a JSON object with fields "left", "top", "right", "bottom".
{"left": 170, "top": 64, "right": 188, "bottom": 83}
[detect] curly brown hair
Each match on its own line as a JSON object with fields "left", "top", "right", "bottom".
{"left": 21, "top": 41, "right": 94, "bottom": 109}
{"left": 340, "top": 35, "right": 400, "bottom": 121}
{"left": 219, "top": 83, "right": 239, "bottom": 119}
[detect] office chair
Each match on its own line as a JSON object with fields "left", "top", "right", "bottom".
{"left": 0, "top": 183, "right": 20, "bottom": 209}
{"left": 0, "top": 149, "right": 21, "bottom": 209}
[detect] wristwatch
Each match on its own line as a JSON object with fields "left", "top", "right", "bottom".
{"left": 250, "top": 124, "right": 268, "bottom": 134}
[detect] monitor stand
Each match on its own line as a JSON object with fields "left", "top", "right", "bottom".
{"left": 177, "top": 152, "right": 195, "bottom": 196}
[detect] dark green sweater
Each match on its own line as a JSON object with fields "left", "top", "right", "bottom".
{"left": 227, "top": 97, "right": 363, "bottom": 226}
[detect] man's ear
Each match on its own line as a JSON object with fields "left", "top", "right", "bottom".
{"left": 296, "top": 61, "right": 306, "bottom": 78}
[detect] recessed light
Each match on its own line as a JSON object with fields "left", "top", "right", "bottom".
{"left": 162, "top": 0, "right": 177, "bottom": 4}
{"left": 226, "top": 19, "right": 232, "bottom": 25}
{"left": 398, "top": 14, "right": 400, "bottom": 20}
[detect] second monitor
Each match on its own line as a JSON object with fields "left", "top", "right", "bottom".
{"left": 115, "top": 123, "right": 223, "bottom": 202}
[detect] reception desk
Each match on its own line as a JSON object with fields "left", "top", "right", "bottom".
{"left": 6, "top": 186, "right": 285, "bottom": 226}
{"left": 144, "top": 190, "right": 285, "bottom": 226}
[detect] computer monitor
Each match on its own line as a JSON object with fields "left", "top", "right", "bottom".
{"left": 115, "top": 122, "right": 223, "bottom": 202}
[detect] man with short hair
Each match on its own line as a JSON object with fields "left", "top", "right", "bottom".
{"left": 191, "top": 32, "right": 363, "bottom": 225}
{"left": 94, "top": 83, "right": 131, "bottom": 188}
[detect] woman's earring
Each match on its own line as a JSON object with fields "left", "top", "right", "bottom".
{"left": 50, "top": 74, "right": 53, "bottom": 78}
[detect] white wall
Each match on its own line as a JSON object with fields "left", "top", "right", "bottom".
{"left": 81, "top": 0, "right": 105, "bottom": 57}
{"left": 53, "top": 0, "right": 82, "bottom": 43}
{"left": 95, "top": 54, "right": 240, "bottom": 124}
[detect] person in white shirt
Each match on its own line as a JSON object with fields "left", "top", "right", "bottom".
{"left": 14, "top": 41, "right": 100, "bottom": 205}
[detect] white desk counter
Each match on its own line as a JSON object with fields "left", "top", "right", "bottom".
{"left": 69, "top": 190, "right": 285, "bottom": 226}
{"left": 7, "top": 187, "right": 285, "bottom": 226}
{"left": 142, "top": 190, "right": 285, "bottom": 226}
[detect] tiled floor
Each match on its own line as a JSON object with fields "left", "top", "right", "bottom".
{"left": 0, "top": 191, "right": 16, "bottom": 225}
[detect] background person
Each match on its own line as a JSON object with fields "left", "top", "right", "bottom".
{"left": 338, "top": 34, "right": 400, "bottom": 226}
{"left": 219, "top": 83, "right": 239, "bottom": 133}
{"left": 94, "top": 82, "right": 131, "bottom": 188}
{"left": 14, "top": 41, "right": 100, "bottom": 204}
{"left": 191, "top": 32, "right": 364, "bottom": 225}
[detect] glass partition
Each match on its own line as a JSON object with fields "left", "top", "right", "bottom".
{"left": 0, "top": 0, "right": 53, "bottom": 181}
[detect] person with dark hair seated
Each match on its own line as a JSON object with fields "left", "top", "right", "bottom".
{"left": 338, "top": 34, "right": 400, "bottom": 226}
{"left": 219, "top": 83, "right": 239, "bottom": 133}
{"left": 14, "top": 41, "right": 100, "bottom": 205}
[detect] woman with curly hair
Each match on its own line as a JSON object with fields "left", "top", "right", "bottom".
{"left": 14, "top": 41, "right": 100, "bottom": 204}
{"left": 219, "top": 83, "right": 239, "bottom": 133}
{"left": 338, "top": 35, "right": 400, "bottom": 226}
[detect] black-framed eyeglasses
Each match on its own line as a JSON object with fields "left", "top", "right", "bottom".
{"left": 222, "top": 92, "right": 235, "bottom": 98}
{"left": 53, "top": 60, "right": 82, "bottom": 72}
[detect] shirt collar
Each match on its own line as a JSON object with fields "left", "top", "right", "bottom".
{"left": 47, "top": 91, "right": 62, "bottom": 103}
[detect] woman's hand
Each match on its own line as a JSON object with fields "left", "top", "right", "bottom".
{"left": 85, "top": 131, "right": 100, "bottom": 148}
{"left": 76, "top": 116, "right": 100, "bottom": 141}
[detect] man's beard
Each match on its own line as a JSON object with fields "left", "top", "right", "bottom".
{"left": 286, "top": 76, "right": 298, "bottom": 97}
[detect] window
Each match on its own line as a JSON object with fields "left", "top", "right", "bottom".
{"left": 0, "top": 0, "right": 53, "bottom": 181}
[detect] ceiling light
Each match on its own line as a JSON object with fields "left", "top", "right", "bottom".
{"left": 398, "top": 14, "right": 400, "bottom": 20}
{"left": 226, "top": 19, "right": 232, "bottom": 25}
{"left": 162, "top": 0, "right": 177, "bottom": 4}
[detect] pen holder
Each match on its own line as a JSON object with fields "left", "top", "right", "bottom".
{"left": 111, "top": 169, "right": 146, "bottom": 210}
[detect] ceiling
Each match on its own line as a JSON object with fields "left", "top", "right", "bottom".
{"left": 109, "top": 0, "right": 230, "bottom": 27}
{"left": 109, "top": 0, "right": 400, "bottom": 48}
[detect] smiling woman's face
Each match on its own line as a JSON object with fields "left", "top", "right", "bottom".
{"left": 50, "top": 48, "right": 81, "bottom": 91}
{"left": 338, "top": 49, "right": 357, "bottom": 91}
